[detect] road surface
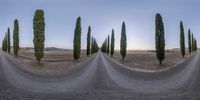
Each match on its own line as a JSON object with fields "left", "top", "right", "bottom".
{"left": 0, "top": 51, "right": 200, "bottom": 100}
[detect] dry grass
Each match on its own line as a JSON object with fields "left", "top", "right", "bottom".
{"left": 112, "top": 50, "right": 191, "bottom": 70}
{"left": 11, "top": 49, "right": 89, "bottom": 76}
{"left": 18, "top": 49, "right": 86, "bottom": 60}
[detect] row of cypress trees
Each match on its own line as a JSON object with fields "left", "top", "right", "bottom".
{"left": 101, "top": 22, "right": 127, "bottom": 63}
{"left": 2, "top": 9, "right": 44, "bottom": 63}
{"left": 180, "top": 21, "right": 198, "bottom": 58}
{"left": 2, "top": 11, "right": 198, "bottom": 64}
{"left": 2, "top": 28, "right": 11, "bottom": 53}
{"left": 86, "top": 26, "right": 99, "bottom": 56}
{"left": 101, "top": 13, "right": 197, "bottom": 65}
{"left": 2, "top": 31, "right": 9, "bottom": 52}
{"left": 2, "top": 10, "right": 99, "bottom": 63}
{"left": 74, "top": 17, "right": 99, "bottom": 60}
{"left": 101, "top": 28, "right": 116, "bottom": 57}
{"left": 188, "top": 29, "right": 198, "bottom": 54}
{"left": 101, "top": 38, "right": 107, "bottom": 53}
{"left": 101, "top": 22, "right": 127, "bottom": 62}
{"left": 155, "top": 13, "right": 198, "bottom": 65}
{"left": 2, "top": 20, "right": 19, "bottom": 56}
{"left": 91, "top": 37, "right": 99, "bottom": 54}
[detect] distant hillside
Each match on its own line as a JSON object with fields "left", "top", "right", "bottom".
{"left": 44, "top": 47, "right": 71, "bottom": 51}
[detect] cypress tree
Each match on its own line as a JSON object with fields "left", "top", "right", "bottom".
{"left": 196, "top": 39, "right": 198, "bottom": 51}
{"left": 91, "top": 37, "right": 99, "bottom": 54}
{"left": 2, "top": 36, "right": 5, "bottom": 52}
{"left": 105, "top": 38, "right": 107, "bottom": 53}
{"left": 120, "top": 22, "right": 127, "bottom": 62}
{"left": 110, "top": 29, "right": 115, "bottom": 57}
{"left": 73, "top": 17, "right": 81, "bottom": 60}
{"left": 2, "top": 40, "right": 3, "bottom": 51}
{"left": 2, "top": 36, "right": 6, "bottom": 52}
{"left": 93, "top": 38, "right": 99, "bottom": 53}
{"left": 107, "top": 35, "right": 110, "bottom": 54}
{"left": 194, "top": 38, "right": 197, "bottom": 51}
{"left": 13, "top": 19, "right": 19, "bottom": 56}
{"left": 86, "top": 26, "right": 91, "bottom": 56}
{"left": 188, "top": 29, "right": 191, "bottom": 54}
{"left": 180, "top": 21, "right": 185, "bottom": 58}
{"left": 33, "top": 10, "right": 45, "bottom": 62}
{"left": 191, "top": 34, "right": 194, "bottom": 52}
{"left": 5, "top": 33, "right": 8, "bottom": 52}
{"left": 7, "top": 28, "right": 11, "bottom": 53}
{"left": 91, "top": 37, "right": 94, "bottom": 54}
{"left": 101, "top": 38, "right": 107, "bottom": 53}
{"left": 155, "top": 13, "right": 165, "bottom": 65}
{"left": 2, "top": 36, "right": 5, "bottom": 51}
{"left": 194, "top": 39, "right": 196, "bottom": 51}
{"left": 195, "top": 39, "right": 198, "bottom": 51}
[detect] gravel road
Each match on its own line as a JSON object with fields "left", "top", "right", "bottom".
{"left": 0, "top": 51, "right": 200, "bottom": 100}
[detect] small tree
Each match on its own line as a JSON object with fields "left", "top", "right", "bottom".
{"left": 110, "top": 29, "right": 115, "bottom": 57}
{"left": 7, "top": 28, "right": 11, "bottom": 53}
{"left": 73, "top": 17, "right": 82, "bottom": 60}
{"left": 155, "top": 13, "right": 165, "bottom": 65}
{"left": 86, "top": 26, "right": 91, "bottom": 56}
{"left": 188, "top": 29, "right": 191, "bottom": 54}
{"left": 107, "top": 35, "right": 110, "bottom": 54}
{"left": 120, "top": 22, "right": 127, "bottom": 62}
{"left": 13, "top": 19, "right": 19, "bottom": 56}
{"left": 33, "top": 10, "right": 45, "bottom": 62}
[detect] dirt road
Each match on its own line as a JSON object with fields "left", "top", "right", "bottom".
{"left": 0, "top": 51, "right": 200, "bottom": 100}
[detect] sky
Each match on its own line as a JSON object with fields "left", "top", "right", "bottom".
{"left": 0, "top": 0, "right": 199, "bottom": 50}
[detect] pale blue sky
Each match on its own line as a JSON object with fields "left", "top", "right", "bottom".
{"left": 0, "top": 0, "right": 199, "bottom": 50}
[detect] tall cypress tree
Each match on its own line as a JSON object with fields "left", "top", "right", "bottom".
{"left": 105, "top": 38, "right": 107, "bottom": 53}
{"left": 3, "top": 35, "right": 5, "bottom": 52}
{"left": 5, "top": 33, "right": 8, "bottom": 52}
{"left": 2, "top": 35, "right": 7, "bottom": 52}
{"left": 188, "top": 29, "right": 191, "bottom": 54}
{"left": 194, "top": 38, "right": 197, "bottom": 51}
{"left": 33, "top": 10, "right": 45, "bottom": 62}
{"left": 180, "top": 21, "right": 185, "bottom": 58}
{"left": 110, "top": 29, "right": 115, "bottom": 57}
{"left": 195, "top": 39, "right": 198, "bottom": 51}
{"left": 107, "top": 35, "right": 110, "bottom": 54}
{"left": 2, "top": 40, "right": 4, "bottom": 51}
{"left": 101, "top": 38, "right": 107, "bottom": 53}
{"left": 155, "top": 13, "right": 165, "bottom": 65}
{"left": 191, "top": 34, "right": 194, "bottom": 52}
{"left": 120, "top": 22, "right": 127, "bottom": 62}
{"left": 7, "top": 28, "right": 11, "bottom": 53}
{"left": 73, "top": 17, "right": 81, "bottom": 60}
{"left": 2, "top": 36, "right": 4, "bottom": 51}
{"left": 86, "top": 26, "right": 91, "bottom": 56}
{"left": 91, "top": 37, "right": 94, "bottom": 54}
{"left": 13, "top": 19, "right": 19, "bottom": 56}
